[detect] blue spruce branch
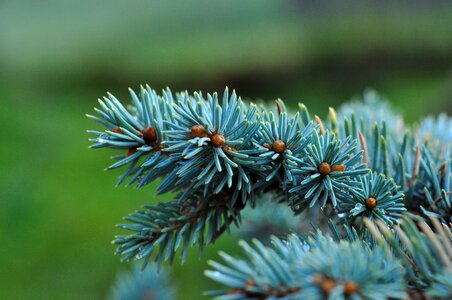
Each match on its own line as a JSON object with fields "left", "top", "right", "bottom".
{"left": 87, "top": 85, "right": 452, "bottom": 299}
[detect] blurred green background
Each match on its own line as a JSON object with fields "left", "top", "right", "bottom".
{"left": 1, "top": 0, "right": 451, "bottom": 299}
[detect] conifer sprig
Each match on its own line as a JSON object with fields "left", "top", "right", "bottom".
{"left": 204, "top": 235, "right": 305, "bottom": 299}
{"left": 87, "top": 85, "right": 452, "bottom": 299}
{"left": 205, "top": 233, "right": 406, "bottom": 300}
{"left": 161, "top": 88, "right": 263, "bottom": 201}
{"left": 288, "top": 130, "right": 369, "bottom": 210}
{"left": 109, "top": 264, "right": 175, "bottom": 300}
{"left": 365, "top": 217, "right": 452, "bottom": 291}
{"left": 253, "top": 111, "right": 316, "bottom": 188}
{"left": 338, "top": 172, "right": 406, "bottom": 226}
{"left": 87, "top": 86, "right": 178, "bottom": 187}
{"left": 114, "top": 191, "right": 242, "bottom": 267}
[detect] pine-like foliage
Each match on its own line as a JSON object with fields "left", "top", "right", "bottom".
{"left": 233, "top": 193, "right": 305, "bottom": 243}
{"left": 88, "top": 86, "right": 452, "bottom": 299}
{"left": 366, "top": 217, "right": 452, "bottom": 295}
{"left": 109, "top": 264, "right": 175, "bottom": 300}
{"left": 288, "top": 130, "right": 368, "bottom": 210}
{"left": 338, "top": 172, "right": 405, "bottom": 226}
{"left": 114, "top": 191, "right": 241, "bottom": 267}
{"left": 205, "top": 233, "right": 406, "bottom": 299}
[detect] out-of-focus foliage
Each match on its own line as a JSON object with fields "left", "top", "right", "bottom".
{"left": 205, "top": 233, "right": 406, "bottom": 300}
{"left": 109, "top": 265, "right": 175, "bottom": 300}
{"left": 234, "top": 193, "right": 305, "bottom": 242}
{"left": 207, "top": 217, "right": 451, "bottom": 299}
{"left": 366, "top": 217, "right": 452, "bottom": 293}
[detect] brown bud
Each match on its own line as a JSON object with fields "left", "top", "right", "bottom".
{"left": 142, "top": 127, "right": 157, "bottom": 144}
{"left": 312, "top": 274, "right": 324, "bottom": 284}
{"left": 227, "top": 288, "right": 241, "bottom": 295}
{"left": 273, "top": 140, "right": 286, "bottom": 153}
{"left": 263, "top": 143, "right": 272, "bottom": 150}
{"left": 127, "top": 147, "right": 137, "bottom": 157}
{"left": 222, "top": 146, "right": 237, "bottom": 152}
{"left": 211, "top": 134, "right": 226, "bottom": 147}
{"left": 321, "top": 278, "right": 336, "bottom": 294}
{"left": 318, "top": 162, "right": 331, "bottom": 176}
{"left": 344, "top": 281, "right": 359, "bottom": 295}
{"left": 331, "top": 164, "right": 346, "bottom": 172}
{"left": 111, "top": 127, "right": 122, "bottom": 134}
{"left": 245, "top": 279, "right": 257, "bottom": 287}
{"left": 190, "top": 125, "right": 208, "bottom": 138}
{"left": 365, "top": 197, "right": 377, "bottom": 209}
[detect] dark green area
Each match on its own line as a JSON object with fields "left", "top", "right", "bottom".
{"left": 1, "top": 1, "right": 451, "bottom": 299}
